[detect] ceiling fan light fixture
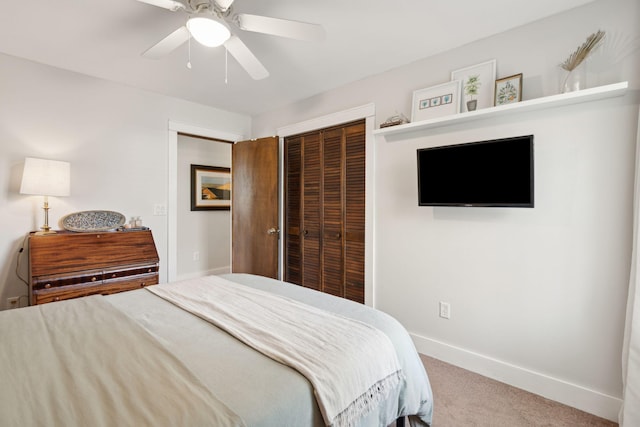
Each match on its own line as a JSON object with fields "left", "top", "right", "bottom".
{"left": 186, "top": 16, "right": 231, "bottom": 47}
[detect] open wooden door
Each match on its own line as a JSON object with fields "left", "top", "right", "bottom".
{"left": 232, "top": 137, "right": 279, "bottom": 278}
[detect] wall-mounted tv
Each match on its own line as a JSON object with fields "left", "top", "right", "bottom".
{"left": 417, "top": 135, "right": 534, "bottom": 208}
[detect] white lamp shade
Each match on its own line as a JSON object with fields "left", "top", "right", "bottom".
{"left": 187, "top": 16, "right": 231, "bottom": 47}
{"left": 20, "top": 157, "right": 71, "bottom": 197}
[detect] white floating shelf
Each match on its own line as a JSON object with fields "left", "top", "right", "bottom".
{"left": 374, "top": 81, "right": 629, "bottom": 140}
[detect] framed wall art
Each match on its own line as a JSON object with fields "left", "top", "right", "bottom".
{"left": 451, "top": 59, "right": 497, "bottom": 112}
{"left": 411, "top": 80, "right": 462, "bottom": 122}
{"left": 190, "top": 164, "right": 231, "bottom": 211}
{"left": 494, "top": 73, "right": 523, "bottom": 106}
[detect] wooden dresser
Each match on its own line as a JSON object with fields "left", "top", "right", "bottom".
{"left": 29, "top": 230, "right": 159, "bottom": 305}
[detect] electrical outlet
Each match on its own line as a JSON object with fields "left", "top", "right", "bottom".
{"left": 7, "top": 297, "right": 20, "bottom": 310}
{"left": 153, "top": 204, "right": 167, "bottom": 216}
{"left": 193, "top": 251, "right": 200, "bottom": 261}
{"left": 439, "top": 301, "right": 451, "bottom": 319}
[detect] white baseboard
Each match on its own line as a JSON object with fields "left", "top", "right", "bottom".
{"left": 175, "top": 266, "right": 231, "bottom": 282}
{"left": 208, "top": 266, "right": 232, "bottom": 276}
{"left": 411, "top": 332, "right": 621, "bottom": 422}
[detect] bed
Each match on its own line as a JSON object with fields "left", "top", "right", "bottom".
{"left": 1, "top": 273, "right": 433, "bottom": 427}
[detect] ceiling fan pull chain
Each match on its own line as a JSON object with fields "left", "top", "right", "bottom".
{"left": 225, "top": 47, "right": 228, "bottom": 84}
{"left": 187, "top": 33, "right": 192, "bottom": 69}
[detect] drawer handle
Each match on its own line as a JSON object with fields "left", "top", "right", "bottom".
{"left": 111, "top": 273, "right": 117, "bottom": 278}
{"left": 148, "top": 268, "right": 152, "bottom": 273}
{"left": 140, "top": 282, "right": 146, "bottom": 287}
{"left": 91, "top": 277, "right": 97, "bottom": 282}
{"left": 44, "top": 283, "right": 51, "bottom": 289}
{"left": 54, "top": 297, "right": 60, "bottom": 302}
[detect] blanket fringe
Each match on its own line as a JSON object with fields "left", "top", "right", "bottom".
{"left": 331, "top": 370, "right": 404, "bottom": 427}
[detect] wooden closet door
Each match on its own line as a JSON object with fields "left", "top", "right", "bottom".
{"left": 322, "top": 128, "right": 345, "bottom": 297}
{"left": 284, "top": 120, "right": 365, "bottom": 303}
{"left": 284, "top": 132, "right": 322, "bottom": 291}
{"left": 284, "top": 136, "right": 302, "bottom": 285}
{"left": 301, "top": 132, "right": 322, "bottom": 291}
{"left": 343, "top": 122, "right": 365, "bottom": 302}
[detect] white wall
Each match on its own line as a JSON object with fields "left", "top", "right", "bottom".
{"left": 0, "top": 53, "right": 250, "bottom": 307}
{"left": 177, "top": 135, "right": 232, "bottom": 279}
{"left": 251, "top": 0, "right": 640, "bottom": 420}
{"left": 378, "top": 99, "right": 635, "bottom": 419}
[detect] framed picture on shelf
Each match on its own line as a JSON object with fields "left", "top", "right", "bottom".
{"left": 494, "top": 73, "right": 523, "bottom": 106}
{"left": 451, "top": 59, "right": 497, "bottom": 112}
{"left": 190, "top": 164, "right": 231, "bottom": 211}
{"left": 411, "top": 80, "right": 462, "bottom": 122}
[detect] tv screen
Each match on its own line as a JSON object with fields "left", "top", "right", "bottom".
{"left": 417, "top": 135, "right": 534, "bottom": 207}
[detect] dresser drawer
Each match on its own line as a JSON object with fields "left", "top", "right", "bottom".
{"left": 33, "top": 270, "right": 104, "bottom": 291}
{"left": 32, "top": 274, "right": 159, "bottom": 304}
{"left": 109, "top": 274, "right": 159, "bottom": 292}
{"left": 33, "top": 282, "right": 110, "bottom": 304}
{"left": 103, "top": 264, "right": 159, "bottom": 281}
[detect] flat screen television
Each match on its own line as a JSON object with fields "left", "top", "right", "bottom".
{"left": 417, "top": 135, "right": 534, "bottom": 207}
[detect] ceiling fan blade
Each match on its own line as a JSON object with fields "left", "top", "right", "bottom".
{"left": 235, "top": 14, "right": 325, "bottom": 42}
{"left": 135, "top": 0, "right": 185, "bottom": 11}
{"left": 142, "top": 26, "right": 190, "bottom": 58}
{"left": 223, "top": 36, "right": 269, "bottom": 80}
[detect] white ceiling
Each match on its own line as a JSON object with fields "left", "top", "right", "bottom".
{"left": 0, "top": 0, "right": 594, "bottom": 116}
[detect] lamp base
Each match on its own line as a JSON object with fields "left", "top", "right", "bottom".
{"left": 36, "top": 198, "right": 57, "bottom": 235}
{"left": 35, "top": 229, "right": 57, "bottom": 236}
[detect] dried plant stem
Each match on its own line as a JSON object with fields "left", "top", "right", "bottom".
{"left": 560, "top": 30, "right": 606, "bottom": 72}
{"left": 559, "top": 30, "right": 605, "bottom": 91}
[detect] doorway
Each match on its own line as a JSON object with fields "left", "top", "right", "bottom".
{"left": 176, "top": 134, "right": 233, "bottom": 280}
{"left": 167, "top": 122, "right": 243, "bottom": 283}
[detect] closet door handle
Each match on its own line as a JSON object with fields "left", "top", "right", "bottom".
{"left": 267, "top": 227, "right": 279, "bottom": 235}
{"left": 335, "top": 232, "right": 341, "bottom": 239}
{"left": 303, "top": 229, "right": 309, "bottom": 236}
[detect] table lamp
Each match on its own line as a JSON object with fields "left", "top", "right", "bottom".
{"left": 20, "top": 157, "right": 71, "bottom": 235}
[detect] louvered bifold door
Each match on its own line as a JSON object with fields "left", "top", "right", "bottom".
{"left": 343, "top": 122, "right": 365, "bottom": 303}
{"left": 284, "top": 136, "right": 302, "bottom": 285}
{"left": 322, "top": 128, "right": 345, "bottom": 297}
{"left": 301, "top": 132, "right": 322, "bottom": 291}
{"left": 284, "top": 119, "right": 365, "bottom": 303}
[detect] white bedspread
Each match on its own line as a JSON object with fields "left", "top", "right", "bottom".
{"left": 148, "top": 275, "right": 404, "bottom": 427}
{"left": 0, "top": 295, "right": 244, "bottom": 427}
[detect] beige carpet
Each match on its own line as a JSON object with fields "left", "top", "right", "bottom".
{"left": 414, "top": 354, "right": 617, "bottom": 427}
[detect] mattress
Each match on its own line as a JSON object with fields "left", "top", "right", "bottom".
{"left": 0, "top": 273, "right": 433, "bottom": 426}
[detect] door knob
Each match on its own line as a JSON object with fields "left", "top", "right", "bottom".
{"left": 267, "top": 227, "right": 279, "bottom": 235}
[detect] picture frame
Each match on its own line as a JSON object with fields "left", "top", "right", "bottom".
{"left": 190, "top": 164, "right": 231, "bottom": 211}
{"left": 451, "top": 59, "right": 497, "bottom": 112}
{"left": 494, "top": 73, "right": 523, "bottom": 106}
{"left": 411, "top": 80, "right": 462, "bottom": 122}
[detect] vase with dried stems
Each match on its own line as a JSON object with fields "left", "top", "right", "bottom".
{"left": 560, "top": 30, "right": 605, "bottom": 93}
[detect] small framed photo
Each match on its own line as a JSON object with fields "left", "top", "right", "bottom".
{"left": 411, "top": 80, "right": 462, "bottom": 122}
{"left": 494, "top": 73, "right": 523, "bottom": 106}
{"left": 451, "top": 59, "right": 497, "bottom": 112}
{"left": 191, "top": 164, "right": 231, "bottom": 211}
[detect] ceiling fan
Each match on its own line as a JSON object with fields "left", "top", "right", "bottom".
{"left": 137, "top": 0, "right": 325, "bottom": 80}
